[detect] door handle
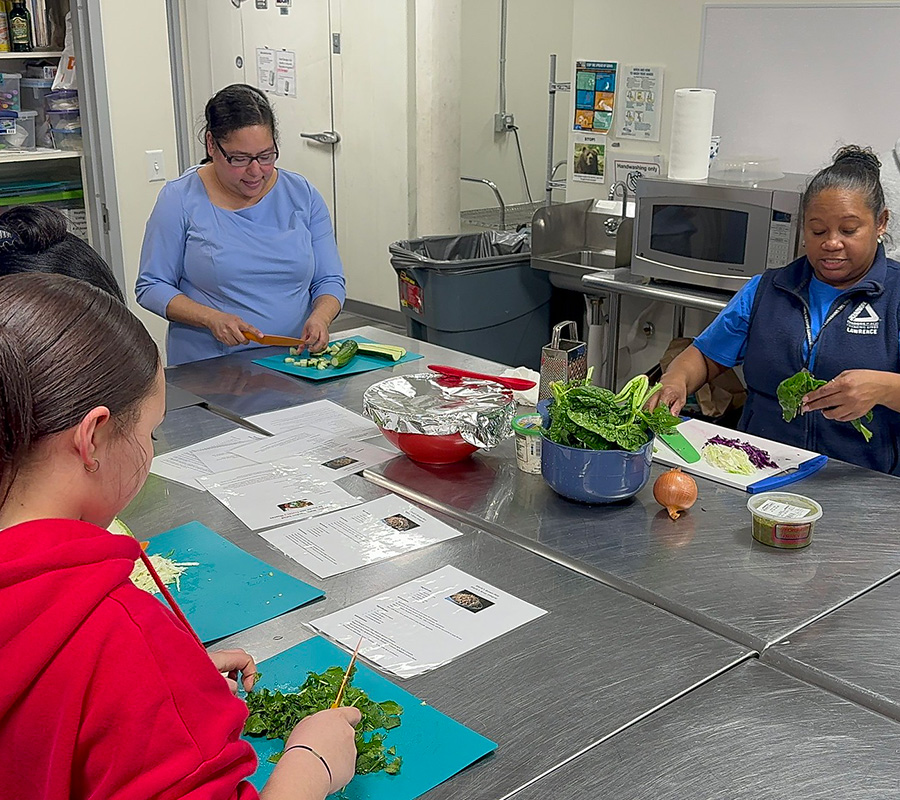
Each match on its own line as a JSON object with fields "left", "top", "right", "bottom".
{"left": 300, "top": 131, "right": 341, "bottom": 145}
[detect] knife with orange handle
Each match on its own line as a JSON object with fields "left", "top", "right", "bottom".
{"left": 331, "top": 636, "right": 363, "bottom": 708}
{"left": 245, "top": 331, "right": 307, "bottom": 348}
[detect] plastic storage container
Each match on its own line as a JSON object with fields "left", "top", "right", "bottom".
{"left": 51, "top": 126, "right": 82, "bottom": 151}
{"left": 747, "top": 492, "right": 822, "bottom": 549}
{"left": 45, "top": 89, "right": 78, "bottom": 111}
{"left": 20, "top": 78, "right": 53, "bottom": 147}
{"left": 0, "top": 73, "right": 21, "bottom": 112}
{"left": 47, "top": 108, "right": 80, "bottom": 131}
{"left": 0, "top": 109, "right": 36, "bottom": 150}
{"left": 389, "top": 231, "right": 551, "bottom": 370}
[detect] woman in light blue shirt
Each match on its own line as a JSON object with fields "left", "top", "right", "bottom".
{"left": 136, "top": 84, "right": 345, "bottom": 365}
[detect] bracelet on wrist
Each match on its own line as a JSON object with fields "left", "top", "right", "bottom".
{"left": 281, "top": 744, "right": 333, "bottom": 784}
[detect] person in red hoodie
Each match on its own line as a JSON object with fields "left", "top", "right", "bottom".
{"left": 0, "top": 270, "right": 360, "bottom": 799}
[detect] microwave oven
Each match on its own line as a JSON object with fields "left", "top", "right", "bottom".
{"left": 632, "top": 174, "right": 807, "bottom": 291}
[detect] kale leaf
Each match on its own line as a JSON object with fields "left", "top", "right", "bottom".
{"left": 244, "top": 665, "right": 403, "bottom": 776}
{"left": 776, "top": 369, "right": 874, "bottom": 443}
{"left": 545, "top": 371, "right": 680, "bottom": 452}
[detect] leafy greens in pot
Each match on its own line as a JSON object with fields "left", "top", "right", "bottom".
{"left": 244, "top": 665, "right": 403, "bottom": 776}
{"left": 776, "top": 369, "right": 874, "bottom": 443}
{"left": 546, "top": 372, "right": 681, "bottom": 452}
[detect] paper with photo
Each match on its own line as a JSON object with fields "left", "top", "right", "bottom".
{"left": 199, "top": 457, "right": 361, "bottom": 531}
{"left": 150, "top": 429, "right": 265, "bottom": 490}
{"left": 246, "top": 399, "right": 377, "bottom": 440}
{"left": 260, "top": 495, "right": 463, "bottom": 579}
{"left": 572, "top": 133, "right": 606, "bottom": 184}
{"left": 232, "top": 429, "right": 394, "bottom": 479}
{"left": 308, "top": 565, "right": 547, "bottom": 677}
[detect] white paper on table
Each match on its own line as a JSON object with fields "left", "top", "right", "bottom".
{"left": 260, "top": 495, "right": 463, "bottom": 578}
{"left": 232, "top": 430, "right": 394, "bottom": 479}
{"left": 308, "top": 565, "right": 547, "bottom": 677}
{"left": 652, "top": 418, "right": 821, "bottom": 490}
{"left": 198, "top": 457, "right": 362, "bottom": 530}
{"left": 150, "top": 429, "right": 265, "bottom": 490}
{"left": 246, "top": 399, "right": 377, "bottom": 440}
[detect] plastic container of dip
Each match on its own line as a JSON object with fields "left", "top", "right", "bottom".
{"left": 512, "top": 413, "right": 543, "bottom": 474}
{"left": 747, "top": 492, "right": 822, "bottom": 549}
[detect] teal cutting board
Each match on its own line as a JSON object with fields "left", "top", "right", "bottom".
{"left": 253, "top": 336, "right": 423, "bottom": 381}
{"left": 243, "top": 636, "right": 497, "bottom": 798}
{"left": 144, "top": 521, "right": 324, "bottom": 643}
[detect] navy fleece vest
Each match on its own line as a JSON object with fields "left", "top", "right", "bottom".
{"left": 741, "top": 246, "right": 900, "bottom": 475}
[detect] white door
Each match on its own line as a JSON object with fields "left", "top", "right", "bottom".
{"left": 203, "top": 0, "right": 337, "bottom": 214}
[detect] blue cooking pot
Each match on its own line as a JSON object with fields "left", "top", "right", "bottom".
{"left": 537, "top": 399, "right": 653, "bottom": 504}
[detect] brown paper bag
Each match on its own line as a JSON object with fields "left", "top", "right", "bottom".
{"left": 659, "top": 338, "right": 746, "bottom": 419}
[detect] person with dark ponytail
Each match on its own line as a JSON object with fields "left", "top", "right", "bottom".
{"left": 0, "top": 273, "right": 360, "bottom": 798}
{"left": 136, "top": 84, "right": 345, "bottom": 365}
{"left": 653, "top": 145, "right": 900, "bottom": 475}
{"left": 0, "top": 204, "right": 124, "bottom": 301}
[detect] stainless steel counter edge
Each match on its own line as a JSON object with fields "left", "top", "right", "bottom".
{"left": 497, "top": 650, "right": 757, "bottom": 800}
{"left": 581, "top": 270, "right": 732, "bottom": 313}
{"left": 363, "top": 468, "right": 770, "bottom": 651}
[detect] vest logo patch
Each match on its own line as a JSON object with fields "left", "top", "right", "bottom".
{"left": 846, "top": 302, "right": 880, "bottom": 335}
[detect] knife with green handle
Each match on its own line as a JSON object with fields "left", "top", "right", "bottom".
{"left": 657, "top": 428, "right": 702, "bottom": 463}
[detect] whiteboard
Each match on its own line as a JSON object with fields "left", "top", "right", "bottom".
{"left": 699, "top": 3, "right": 900, "bottom": 175}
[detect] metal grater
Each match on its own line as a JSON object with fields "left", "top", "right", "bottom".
{"left": 539, "top": 321, "right": 588, "bottom": 400}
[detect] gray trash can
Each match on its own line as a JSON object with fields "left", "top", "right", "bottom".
{"left": 389, "top": 231, "right": 551, "bottom": 370}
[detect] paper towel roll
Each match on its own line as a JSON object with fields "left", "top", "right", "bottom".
{"left": 668, "top": 88, "right": 716, "bottom": 181}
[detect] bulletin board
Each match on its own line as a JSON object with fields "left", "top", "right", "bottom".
{"left": 699, "top": 3, "right": 900, "bottom": 175}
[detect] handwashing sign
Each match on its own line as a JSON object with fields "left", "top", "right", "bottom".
{"left": 615, "top": 65, "right": 664, "bottom": 141}
{"left": 612, "top": 156, "right": 663, "bottom": 190}
{"left": 573, "top": 60, "right": 618, "bottom": 134}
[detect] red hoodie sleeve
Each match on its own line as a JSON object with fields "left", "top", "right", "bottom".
{"left": 70, "top": 582, "right": 261, "bottom": 800}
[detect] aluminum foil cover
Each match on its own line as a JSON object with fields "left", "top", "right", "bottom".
{"left": 363, "top": 373, "right": 516, "bottom": 448}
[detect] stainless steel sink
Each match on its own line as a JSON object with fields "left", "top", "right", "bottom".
{"left": 531, "top": 200, "right": 633, "bottom": 290}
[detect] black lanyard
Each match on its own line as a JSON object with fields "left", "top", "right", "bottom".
{"left": 801, "top": 299, "right": 851, "bottom": 371}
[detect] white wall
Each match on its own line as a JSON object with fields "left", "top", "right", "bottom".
{"left": 97, "top": 0, "right": 177, "bottom": 355}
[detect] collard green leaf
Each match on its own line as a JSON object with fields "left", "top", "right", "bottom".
{"left": 777, "top": 369, "right": 875, "bottom": 442}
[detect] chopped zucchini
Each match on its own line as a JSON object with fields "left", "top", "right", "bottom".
{"left": 356, "top": 342, "right": 407, "bottom": 362}
{"left": 299, "top": 359, "right": 309, "bottom": 367}
{"left": 316, "top": 360, "right": 328, "bottom": 370}
{"left": 331, "top": 339, "right": 359, "bottom": 368}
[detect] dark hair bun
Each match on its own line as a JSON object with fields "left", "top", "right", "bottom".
{"left": 0, "top": 205, "right": 68, "bottom": 255}
{"left": 832, "top": 145, "right": 881, "bottom": 176}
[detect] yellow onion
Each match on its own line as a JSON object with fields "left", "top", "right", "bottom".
{"left": 653, "top": 468, "right": 698, "bottom": 520}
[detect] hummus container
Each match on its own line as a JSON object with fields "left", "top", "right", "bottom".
{"left": 747, "top": 492, "right": 822, "bottom": 549}
{"left": 511, "top": 413, "right": 543, "bottom": 474}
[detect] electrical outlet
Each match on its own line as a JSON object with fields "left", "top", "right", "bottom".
{"left": 493, "top": 112, "right": 515, "bottom": 133}
{"left": 145, "top": 150, "right": 166, "bottom": 183}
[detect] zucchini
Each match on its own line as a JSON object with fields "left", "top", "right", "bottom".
{"left": 330, "top": 339, "right": 359, "bottom": 368}
{"left": 356, "top": 342, "right": 407, "bottom": 362}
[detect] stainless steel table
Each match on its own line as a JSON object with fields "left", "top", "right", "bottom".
{"left": 164, "top": 325, "right": 512, "bottom": 421}
{"left": 124, "top": 397, "right": 753, "bottom": 800}
{"left": 364, "top": 436, "right": 900, "bottom": 652}
{"left": 508, "top": 659, "right": 900, "bottom": 800}
{"left": 762, "top": 575, "right": 900, "bottom": 723}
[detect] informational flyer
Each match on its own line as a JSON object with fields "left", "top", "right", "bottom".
{"left": 572, "top": 132, "right": 607, "bottom": 183}
{"left": 232, "top": 430, "right": 394, "bottom": 480}
{"left": 199, "top": 457, "right": 361, "bottom": 531}
{"left": 573, "top": 60, "right": 618, "bottom": 134}
{"left": 150, "top": 429, "right": 265, "bottom": 491}
{"left": 309, "top": 565, "right": 548, "bottom": 677}
{"left": 260, "top": 495, "right": 463, "bottom": 578}
{"left": 246, "top": 399, "right": 377, "bottom": 441}
{"left": 612, "top": 155, "right": 663, "bottom": 190}
{"left": 256, "top": 48, "right": 276, "bottom": 93}
{"left": 275, "top": 50, "right": 296, "bottom": 98}
{"left": 615, "top": 65, "right": 664, "bottom": 141}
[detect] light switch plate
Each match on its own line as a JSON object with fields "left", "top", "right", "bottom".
{"left": 145, "top": 149, "right": 166, "bottom": 183}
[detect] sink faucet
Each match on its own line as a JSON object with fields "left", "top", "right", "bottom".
{"left": 604, "top": 181, "right": 628, "bottom": 236}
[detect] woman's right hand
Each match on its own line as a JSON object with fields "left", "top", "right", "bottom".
{"left": 649, "top": 375, "right": 689, "bottom": 416}
{"left": 282, "top": 707, "right": 361, "bottom": 795}
{"left": 204, "top": 309, "right": 262, "bottom": 347}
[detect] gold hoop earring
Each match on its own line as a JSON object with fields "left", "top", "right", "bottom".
{"left": 84, "top": 460, "right": 100, "bottom": 474}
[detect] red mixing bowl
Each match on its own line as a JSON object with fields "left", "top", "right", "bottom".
{"left": 379, "top": 428, "right": 479, "bottom": 464}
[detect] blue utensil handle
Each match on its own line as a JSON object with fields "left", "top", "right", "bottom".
{"left": 746, "top": 455, "right": 828, "bottom": 494}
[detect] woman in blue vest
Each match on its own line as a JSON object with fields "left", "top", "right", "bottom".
{"left": 656, "top": 145, "right": 900, "bottom": 475}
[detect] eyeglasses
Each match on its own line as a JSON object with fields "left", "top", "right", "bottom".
{"left": 214, "top": 138, "right": 279, "bottom": 167}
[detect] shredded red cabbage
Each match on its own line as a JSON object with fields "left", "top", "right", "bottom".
{"left": 705, "top": 435, "right": 779, "bottom": 470}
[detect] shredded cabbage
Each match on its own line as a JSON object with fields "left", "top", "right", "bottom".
{"left": 130, "top": 553, "right": 199, "bottom": 595}
{"left": 701, "top": 443, "right": 756, "bottom": 475}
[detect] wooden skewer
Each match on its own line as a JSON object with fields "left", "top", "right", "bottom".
{"left": 331, "top": 636, "right": 363, "bottom": 709}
